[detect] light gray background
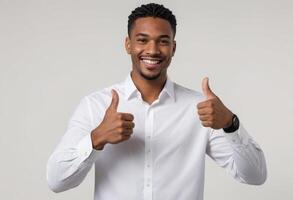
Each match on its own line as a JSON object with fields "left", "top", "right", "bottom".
{"left": 0, "top": 0, "right": 292, "bottom": 199}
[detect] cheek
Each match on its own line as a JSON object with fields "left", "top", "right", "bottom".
{"left": 129, "top": 46, "right": 141, "bottom": 60}
{"left": 132, "top": 46, "right": 143, "bottom": 54}
{"left": 130, "top": 54, "right": 141, "bottom": 67}
{"left": 163, "top": 49, "right": 174, "bottom": 61}
{"left": 162, "top": 46, "right": 174, "bottom": 55}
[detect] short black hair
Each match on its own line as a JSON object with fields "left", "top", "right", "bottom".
{"left": 128, "top": 3, "right": 177, "bottom": 38}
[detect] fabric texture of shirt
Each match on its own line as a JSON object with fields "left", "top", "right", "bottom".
{"left": 47, "top": 74, "right": 267, "bottom": 200}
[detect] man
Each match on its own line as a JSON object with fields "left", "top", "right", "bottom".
{"left": 47, "top": 3, "right": 267, "bottom": 200}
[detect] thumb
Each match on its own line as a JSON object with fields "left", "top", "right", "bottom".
{"left": 202, "top": 77, "right": 215, "bottom": 99}
{"left": 109, "top": 89, "right": 119, "bottom": 111}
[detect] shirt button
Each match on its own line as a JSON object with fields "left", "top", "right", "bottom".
{"left": 146, "top": 183, "right": 150, "bottom": 187}
{"left": 147, "top": 164, "right": 150, "bottom": 168}
{"left": 147, "top": 136, "right": 151, "bottom": 139}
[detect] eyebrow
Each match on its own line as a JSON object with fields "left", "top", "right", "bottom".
{"left": 135, "top": 33, "right": 171, "bottom": 39}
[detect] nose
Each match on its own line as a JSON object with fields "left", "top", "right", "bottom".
{"left": 146, "top": 41, "right": 160, "bottom": 55}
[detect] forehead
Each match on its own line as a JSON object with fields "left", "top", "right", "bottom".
{"left": 131, "top": 17, "right": 173, "bottom": 38}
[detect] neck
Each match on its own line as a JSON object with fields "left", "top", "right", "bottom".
{"left": 130, "top": 71, "right": 167, "bottom": 104}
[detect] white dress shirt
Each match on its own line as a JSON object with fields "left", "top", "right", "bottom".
{"left": 47, "top": 74, "right": 267, "bottom": 200}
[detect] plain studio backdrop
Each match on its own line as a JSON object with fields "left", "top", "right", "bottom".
{"left": 0, "top": 0, "right": 292, "bottom": 199}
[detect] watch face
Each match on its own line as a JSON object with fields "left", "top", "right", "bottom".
{"left": 223, "top": 114, "right": 240, "bottom": 133}
{"left": 233, "top": 115, "right": 239, "bottom": 129}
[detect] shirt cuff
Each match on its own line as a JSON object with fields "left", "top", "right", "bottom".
{"left": 224, "top": 123, "right": 263, "bottom": 152}
{"left": 224, "top": 123, "right": 249, "bottom": 146}
{"left": 76, "top": 134, "right": 100, "bottom": 165}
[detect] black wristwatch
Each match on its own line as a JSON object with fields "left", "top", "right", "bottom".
{"left": 223, "top": 114, "right": 240, "bottom": 133}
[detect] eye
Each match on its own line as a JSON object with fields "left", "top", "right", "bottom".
{"left": 160, "top": 39, "right": 170, "bottom": 45}
{"left": 137, "top": 38, "right": 147, "bottom": 44}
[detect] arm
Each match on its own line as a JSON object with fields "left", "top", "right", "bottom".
{"left": 46, "top": 97, "right": 99, "bottom": 193}
{"left": 46, "top": 90, "right": 135, "bottom": 193}
{"left": 206, "top": 124, "right": 267, "bottom": 185}
{"left": 197, "top": 77, "right": 267, "bottom": 185}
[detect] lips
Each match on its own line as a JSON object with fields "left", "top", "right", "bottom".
{"left": 140, "top": 57, "right": 163, "bottom": 69}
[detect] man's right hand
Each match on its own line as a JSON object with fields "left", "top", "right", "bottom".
{"left": 91, "top": 89, "right": 135, "bottom": 150}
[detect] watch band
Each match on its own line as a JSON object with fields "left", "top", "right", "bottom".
{"left": 223, "top": 114, "right": 240, "bottom": 133}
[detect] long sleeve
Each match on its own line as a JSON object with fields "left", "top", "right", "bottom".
{"left": 47, "top": 97, "right": 100, "bottom": 193}
{"left": 206, "top": 123, "right": 267, "bottom": 185}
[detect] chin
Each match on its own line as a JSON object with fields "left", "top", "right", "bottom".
{"left": 140, "top": 71, "right": 162, "bottom": 80}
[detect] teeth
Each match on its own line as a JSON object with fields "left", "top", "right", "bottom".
{"left": 142, "top": 59, "right": 160, "bottom": 64}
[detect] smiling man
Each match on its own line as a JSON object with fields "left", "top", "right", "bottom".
{"left": 47, "top": 3, "right": 267, "bottom": 200}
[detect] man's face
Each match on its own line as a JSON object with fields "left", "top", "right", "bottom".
{"left": 125, "top": 17, "right": 176, "bottom": 81}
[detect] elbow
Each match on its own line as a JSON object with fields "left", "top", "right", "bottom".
{"left": 47, "top": 175, "right": 81, "bottom": 193}
{"left": 46, "top": 161, "right": 69, "bottom": 193}
{"left": 250, "top": 169, "right": 267, "bottom": 185}
{"left": 48, "top": 182, "right": 65, "bottom": 193}
{"left": 256, "top": 177, "right": 267, "bottom": 185}
{"left": 251, "top": 162, "right": 267, "bottom": 185}
{"left": 47, "top": 171, "right": 67, "bottom": 193}
{"left": 245, "top": 176, "right": 266, "bottom": 185}
{"left": 246, "top": 174, "right": 266, "bottom": 185}
{"left": 47, "top": 172, "right": 76, "bottom": 193}
{"left": 46, "top": 162, "right": 82, "bottom": 193}
{"left": 239, "top": 165, "right": 267, "bottom": 185}
{"left": 234, "top": 152, "right": 268, "bottom": 185}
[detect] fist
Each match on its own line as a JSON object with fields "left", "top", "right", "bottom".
{"left": 197, "top": 77, "right": 233, "bottom": 129}
{"left": 91, "top": 89, "right": 135, "bottom": 150}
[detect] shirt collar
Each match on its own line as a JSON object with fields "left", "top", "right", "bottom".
{"left": 124, "top": 73, "right": 176, "bottom": 102}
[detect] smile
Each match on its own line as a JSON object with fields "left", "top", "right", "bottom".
{"left": 140, "top": 57, "right": 163, "bottom": 69}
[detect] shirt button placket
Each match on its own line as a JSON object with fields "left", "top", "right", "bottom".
{"left": 144, "top": 106, "right": 154, "bottom": 200}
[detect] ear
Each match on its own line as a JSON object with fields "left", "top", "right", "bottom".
{"left": 125, "top": 37, "right": 131, "bottom": 54}
{"left": 172, "top": 40, "right": 176, "bottom": 57}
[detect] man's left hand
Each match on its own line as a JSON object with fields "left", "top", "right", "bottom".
{"left": 197, "top": 77, "right": 233, "bottom": 129}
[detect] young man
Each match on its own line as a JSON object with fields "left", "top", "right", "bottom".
{"left": 47, "top": 3, "right": 267, "bottom": 200}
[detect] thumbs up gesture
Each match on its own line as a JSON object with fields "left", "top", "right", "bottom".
{"left": 91, "top": 89, "right": 135, "bottom": 150}
{"left": 197, "top": 77, "right": 233, "bottom": 129}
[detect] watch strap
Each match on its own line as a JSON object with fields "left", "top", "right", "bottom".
{"left": 223, "top": 114, "right": 240, "bottom": 133}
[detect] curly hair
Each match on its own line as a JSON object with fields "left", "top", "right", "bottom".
{"left": 128, "top": 3, "right": 177, "bottom": 37}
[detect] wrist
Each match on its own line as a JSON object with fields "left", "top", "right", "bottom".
{"left": 224, "top": 111, "right": 234, "bottom": 129}
{"left": 91, "top": 129, "right": 108, "bottom": 150}
{"left": 223, "top": 114, "right": 240, "bottom": 133}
